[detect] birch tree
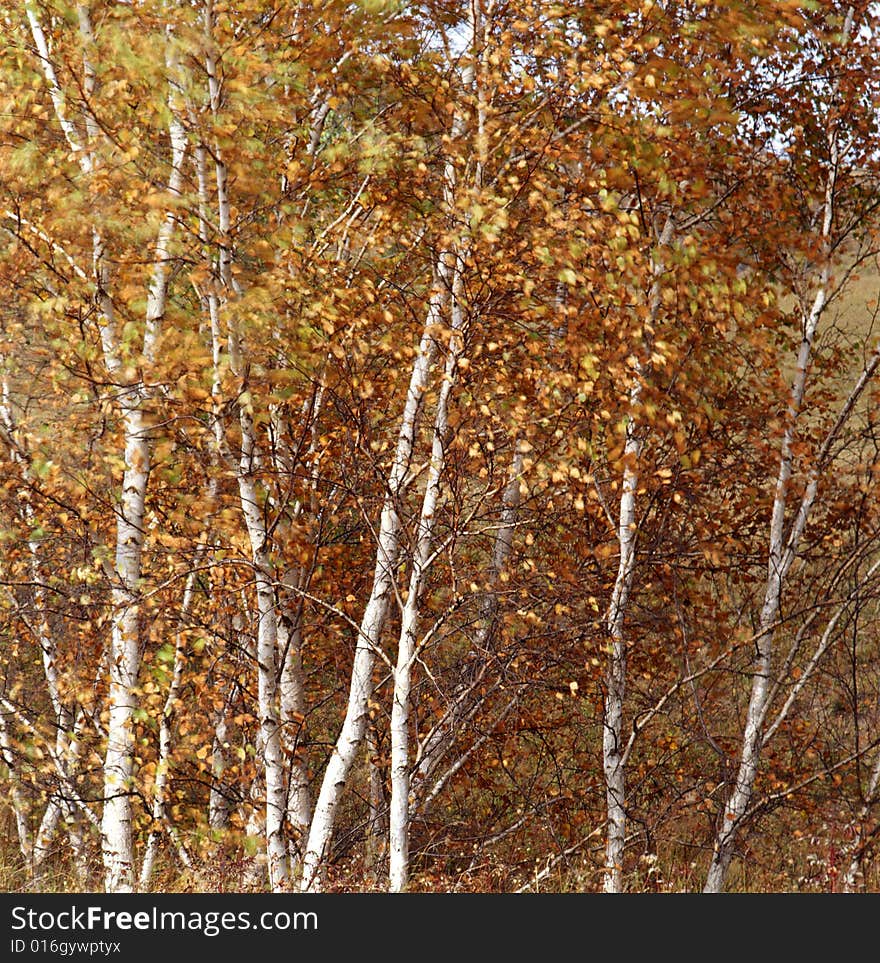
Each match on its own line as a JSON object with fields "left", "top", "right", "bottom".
{"left": 0, "top": 0, "right": 879, "bottom": 895}
{"left": 703, "top": 3, "right": 880, "bottom": 891}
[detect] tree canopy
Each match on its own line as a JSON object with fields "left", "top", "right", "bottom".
{"left": 1, "top": 0, "right": 879, "bottom": 893}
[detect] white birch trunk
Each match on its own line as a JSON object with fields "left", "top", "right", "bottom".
{"left": 100, "top": 401, "right": 149, "bottom": 893}
{"left": 25, "top": 5, "right": 188, "bottom": 891}
{"left": 388, "top": 262, "right": 466, "bottom": 892}
{"left": 843, "top": 748, "right": 880, "bottom": 891}
{"left": 300, "top": 279, "right": 447, "bottom": 890}
{"left": 278, "top": 600, "right": 311, "bottom": 869}
{"left": 101, "top": 97, "right": 186, "bottom": 895}
{"left": 237, "top": 406, "right": 290, "bottom": 891}
{"left": 194, "top": 131, "right": 237, "bottom": 842}
{"left": 602, "top": 218, "right": 674, "bottom": 892}
{"left": 601, "top": 411, "right": 642, "bottom": 894}
{"left": 1, "top": 371, "right": 75, "bottom": 882}
{"left": 203, "top": 232, "right": 291, "bottom": 888}
{"left": 197, "top": 8, "right": 288, "bottom": 883}
{"left": 703, "top": 74, "right": 847, "bottom": 888}
{"left": 0, "top": 708, "right": 31, "bottom": 866}
{"left": 268, "top": 396, "right": 320, "bottom": 873}
{"left": 299, "top": 0, "right": 480, "bottom": 890}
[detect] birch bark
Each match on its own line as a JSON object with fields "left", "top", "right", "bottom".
{"left": 236, "top": 405, "right": 290, "bottom": 890}
{"left": 843, "top": 748, "right": 880, "bottom": 891}
{"left": 300, "top": 277, "right": 447, "bottom": 890}
{"left": 25, "top": 4, "right": 189, "bottom": 889}
{"left": 602, "top": 218, "right": 673, "bottom": 892}
{"left": 299, "top": 0, "right": 485, "bottom": 893}
{"left": 704, "top": 14, "right": 853, "bottom": 889}
{"left": 0, "top": 707, "right": 30, "bottom": 867}
{"left": 388, "top": 257, "right": 467, "bottom": 892}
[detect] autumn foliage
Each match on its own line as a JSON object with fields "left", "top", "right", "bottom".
{"left": 0, "top": 0, "right": 879, "bottom": 893}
